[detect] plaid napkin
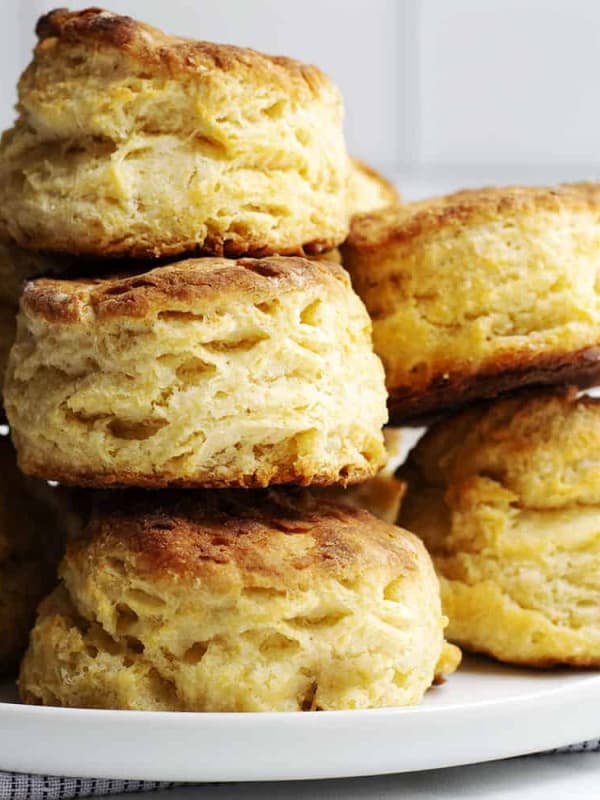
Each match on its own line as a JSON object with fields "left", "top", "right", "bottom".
{"left": 0, "top": 774, "right": 178, "bottom": 799}
{"left": 0, "top": 741, "right": 598, "bottom": 799}
{"left": 545, "top": 739, "right": 600, "bottom": 755}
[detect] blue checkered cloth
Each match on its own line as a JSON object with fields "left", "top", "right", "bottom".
{"left": 0, "top": 775, "right": 178, "bottom": 799}
{"left": 544, "top": 739, "right": 600, "bottom": 755}
{"left": 0, "top": 741, "right": 598, "bottom": 798}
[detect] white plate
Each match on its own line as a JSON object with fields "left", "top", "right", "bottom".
{"left": 1, "top": 657, "right": 599, "bottom": 782}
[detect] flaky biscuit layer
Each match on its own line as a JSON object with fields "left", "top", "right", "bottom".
{"left": 343, "top": 184, "right": 600, "bottom": 422}
{"left": 6, "top": 256, "right": 387, "bottom": 488}
{"left": 400, "top": 390, "right": 600, "bottom": 666}
{"left": 0, "top": 8, "right": 349, "bottom": 258}
{"left": 20, "top": 490, "right": 458, "bottom": 711}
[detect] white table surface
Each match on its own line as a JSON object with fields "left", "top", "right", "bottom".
{"left": 108, "top": 752, "right": 599, "bottom": 799}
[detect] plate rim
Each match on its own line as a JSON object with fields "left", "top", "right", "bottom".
{"left": 1, "top": 666, "right": 599, "bottom": 781}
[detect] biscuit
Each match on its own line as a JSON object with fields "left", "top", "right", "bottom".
{"left": 20, "top": 489, "right": 459, "bottom": 711}
{"left": 399, "top": 389, "right": 600, "bottom": 667}
{"left": 5, "top": 256, "right": 387, "bottom": 488}
{"left": 0, "top": 240, "right": 70, "bottom": 409}
{"left": 342, "top": 184, "right": 600, "bottom": 423}
{"left": 0, "top": 8, "right": 349, "bottom": 259}
{"left": 348, "top": 159, "right": 399, "bottom": 216}
{"left": 0, "top": 436, "right": 65, "bottom": 675}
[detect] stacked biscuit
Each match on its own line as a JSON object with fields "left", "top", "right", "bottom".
{"left": 0, "top": 8, "right": 459, "bottom": 711}
{"left": 343, "top": 185, "right": 600, "bottom": 667}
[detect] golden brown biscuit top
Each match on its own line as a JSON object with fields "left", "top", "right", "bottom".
{"left": 405, "top": 388, "right": 600, "bottom": 510}
{"left": 22, "top": 256, "right": 349, "bottom": 324}
{"left": 30, "top": 7, "right": 330, "bottom": 95}
{"left": 66, "top": 490, "right": 419, "bottom": 589}
{"left": 346, "top": 183, "right": 600, "bottom": 251}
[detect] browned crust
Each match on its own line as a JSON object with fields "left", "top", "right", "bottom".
{"left": 388, "top": 345, "right": 600, "bottom": 425}
{"left": 0, "top": 238, "right": 342, "bottom": 290}
{"left": 33, "top": 8, "right": 329, "bottom": 94}
{"left": 345, "top": 183, "right": 600, "bottom": 252}
{"left": 16, "top": 458, "right": 379, "bottom": 491}
{"left": 68, "top": 488, "right": 418, "bottom": 586}
{"left": 22, "top": 256, "right": 349, "bottom": 324}
{"left": 13, "top": 232, "right": 343, "bottom": 262}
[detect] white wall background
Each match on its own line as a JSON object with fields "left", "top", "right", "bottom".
{"left": 3, "top": 0, "right": 600, "bottom": 195}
